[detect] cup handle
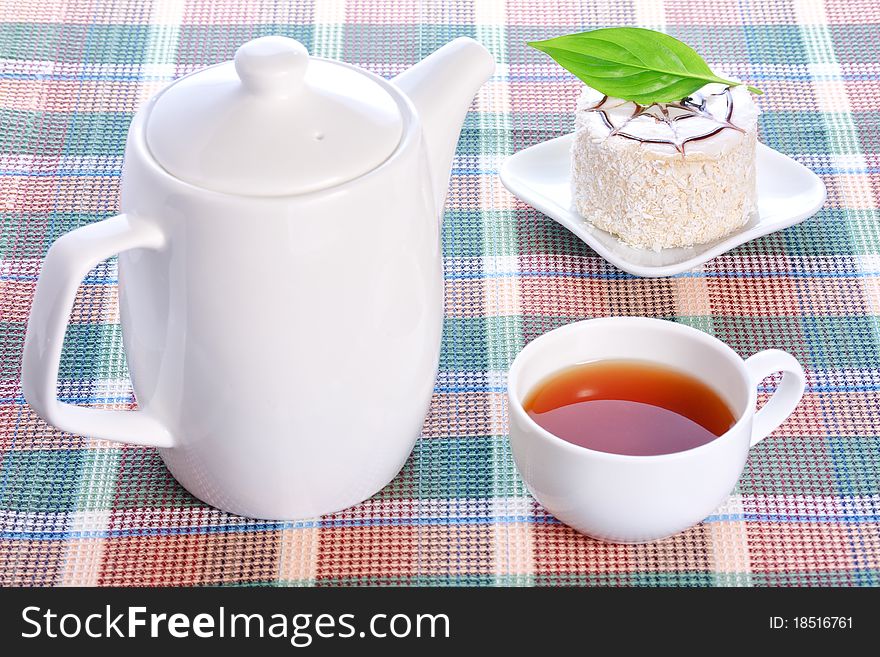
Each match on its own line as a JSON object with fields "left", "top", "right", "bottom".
{"left": 21, "top": 214, "right": 175, "bottom": 448}
{"left": 743, "top": 349, "right": 806, "bottom": 447}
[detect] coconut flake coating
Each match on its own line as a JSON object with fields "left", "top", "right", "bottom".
{"left": 571, "top": 83, "right": 759, "bottom": 251}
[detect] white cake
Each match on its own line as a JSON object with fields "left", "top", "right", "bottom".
{"left": 571, "top": 83, "right": 759, "bottom": 251}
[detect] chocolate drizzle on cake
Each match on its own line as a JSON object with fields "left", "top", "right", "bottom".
{"left": 586, "top": 87, "right": 746, "bottom": 156}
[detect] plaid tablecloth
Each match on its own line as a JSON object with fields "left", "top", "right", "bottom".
{"left": 1, "top": 0, "right": 878, "bottom": 587}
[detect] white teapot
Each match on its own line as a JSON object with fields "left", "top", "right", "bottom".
{"left": 22, "top": 36, "right": 495, "bottom": 519}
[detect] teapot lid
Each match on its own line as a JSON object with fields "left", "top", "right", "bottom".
{"left": 145, "top": 36, "right": 403, "bottom": 196}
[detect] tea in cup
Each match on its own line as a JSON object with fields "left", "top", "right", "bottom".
{"left": 507, "top": 317, "right": 805, "bottom": 543}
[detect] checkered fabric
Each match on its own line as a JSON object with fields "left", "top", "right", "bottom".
{"left": 1, "top": 0, "right": 878, "bottom": 586}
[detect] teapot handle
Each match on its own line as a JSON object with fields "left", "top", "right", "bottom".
{"left": 21, "top": 215, "right": 175, "bottom": 448}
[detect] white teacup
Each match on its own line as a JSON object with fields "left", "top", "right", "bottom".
{"left": 507, "top": 317, "right": 806, "bottom": 543}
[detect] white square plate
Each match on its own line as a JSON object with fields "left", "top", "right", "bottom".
{"left": 499, "top": 134, "right": 826, "bottom": 277}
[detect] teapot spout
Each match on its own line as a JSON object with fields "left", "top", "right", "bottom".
{"left": 393, "top": 38, "right": 495, "bottom": 216}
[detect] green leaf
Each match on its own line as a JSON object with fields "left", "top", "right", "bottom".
{"left": 528, "top": 27, "right": 762, "bottom": 104}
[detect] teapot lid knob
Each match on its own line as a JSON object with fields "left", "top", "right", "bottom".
{"left": 234, "top": 36, "right": 308, "bottom": 97}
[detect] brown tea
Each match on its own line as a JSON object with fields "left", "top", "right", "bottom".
{"left": 522, "top": 359, "right": 736, "bottom": 456}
